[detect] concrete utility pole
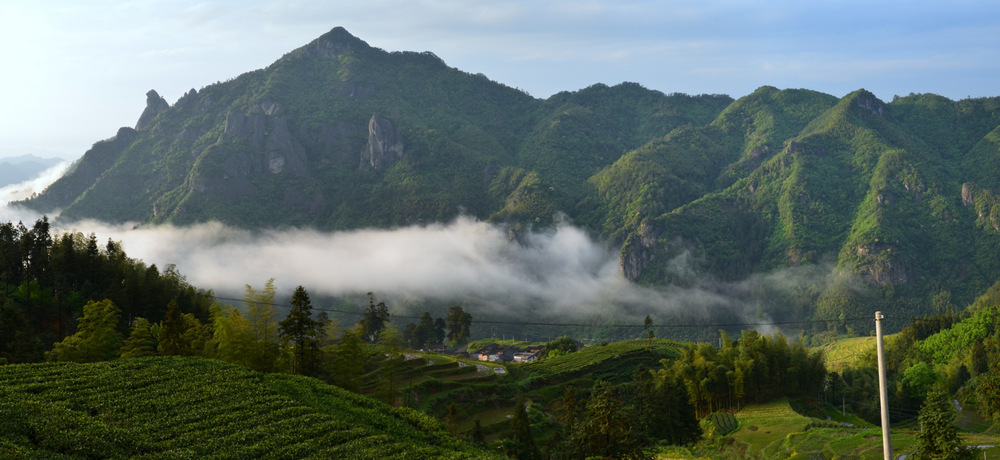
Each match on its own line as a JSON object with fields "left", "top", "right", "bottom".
{"left": 875, "top": 311, "right": 893, "bottom": 460}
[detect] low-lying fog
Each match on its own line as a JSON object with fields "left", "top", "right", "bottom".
{"left": 1, "top": 163, "right": 841, "bottom": 336}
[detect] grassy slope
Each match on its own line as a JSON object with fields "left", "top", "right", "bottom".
{"left": 656, "top": 398, "right": 1000, "bottom": 460}
{"left": 0, "top": 356, "right": 499, "bottom": 459}
{"left": 815, "top": 336, "right": 876, "bottom": 372}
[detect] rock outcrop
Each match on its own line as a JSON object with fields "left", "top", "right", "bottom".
{"left": 361, "top": 114, "right": 404, "bottom": 170}
{"left": 619, "top": 221, "right": 658, "bottom": 281}
{"left": 135, "top": 90, "right": 170, "bottom": 130}
{"left": 854, "top": 91, "right": 886, "bottom": 117}
{"left": 219, "top": 103, "right": 308, "bottom": 178}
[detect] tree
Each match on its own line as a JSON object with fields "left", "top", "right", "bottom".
{"left": 207, "top": 302, "right": 253, "bottom": 367}
{"left": 915, "top": 385, "right": 973, "bottom": 459}
{"left": 330, "top": 327, "right": 367, "bottom": 393}
{"left": 445, "top": 305, "right": 472, "bottom": 345}
{"left": 402, "top": 322, "right": 417, "bottom": 347}
{"left": 433, "top": 317, "right": 446, "bottom": 345}
{"left": 637, "top": 368, "right": 701, "bottom": 445}
{"left": 470, "top": 419, "right": 486, "bottom": 446}
{"left": 412, "top": 311, "right": 435, "bottom": 348}
{"left": 543, "top": 336, "right": 577, "bottom": 358}
{"left": 158, "top": 301, "right": 187, "bottom": 355}
{"left": 643, "top": 315, "right": 653, "bottom": 338}
{"left": 48, "top": 299, "right": 122, "bottom": 363}
{"left": 572, "top": 381, "right": 647, "bottom": 459}
{"left": 244, "top": 279, "right": 279, "bottom": 371}
{"left": 445, "top": 402, "right": 459, "bottom": 435}
{"left": 361, "top": 292, "right": 390, "bottom": 342}
{"left": 279, "top": 285, "right": 321, "bottom": 376}
{"left": 505, "top": 396, "right": 541, "bottom": 460}
{"left": 119, "top": 317, "right": 158, "bottom": 358}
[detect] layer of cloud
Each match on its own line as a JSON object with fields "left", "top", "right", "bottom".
{"left": 0, "top": 161, "right": 71, "bottom": 223}
{"left": 0, "top": 158, "right": 846, "bottom": 342}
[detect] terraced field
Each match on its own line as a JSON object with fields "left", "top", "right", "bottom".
{"left": 0, "top": 357, "right": 499, "bottom": 459}
{"left": 815, "top": 336, "right": 876, "bottom": 372}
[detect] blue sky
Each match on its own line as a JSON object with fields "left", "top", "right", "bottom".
{"left": 1, "top": 0, "right": 998, "bottom": 159}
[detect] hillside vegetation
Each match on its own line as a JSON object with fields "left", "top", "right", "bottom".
{"left": 18, "top": 27, "right": 1000, "bottom": 329}
{"left": 0, "top": 356, "right": 497, "bottom": 459}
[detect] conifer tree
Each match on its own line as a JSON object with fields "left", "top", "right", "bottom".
{"left": 506, "top": 396, "right": 541, "bottom": 460}
{"left": 445, "top": 306, "right": 472, "bottom": 345}
{"left": 279, "top": 285, "right": 321, "bottom": 375}
{"left": 361, "top": 292, "right": 390, "bottom": 342}
{"left": 916, "top": 385, "right": 973, "bottom": 459}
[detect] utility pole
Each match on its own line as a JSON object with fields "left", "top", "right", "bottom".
{"left": 875, "top": 311, "right": 893, "bottom": 460}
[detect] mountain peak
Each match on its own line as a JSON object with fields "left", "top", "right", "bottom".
{"left": 305, "top": 26, "right": 371, "bottom": 58}
{"left": 844, "top": 89, "right": 887, "bottom": 117}
{"left": 135, "top": 89, "right": 169, "bottom": 130}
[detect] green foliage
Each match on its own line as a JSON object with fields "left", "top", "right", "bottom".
{"left": 16, "top": 28, "right": 1000, "bottom": 328}
{"left": 917, "top": 305, "right": 997, "bottom": 364}
{"left": 665, "top": 330, "right": 826, "bottom": 416}
{"left": 278, "top": 285, "right": 321, "bottom": 376}
{"left": 361, "top": 292, "right": 391, "bottom": 342}
{"left": 0, "top": 357, "right": 499, "bottom": 458}
{"left": 915, "top": 385, "right": 974, "bottom": 459}
{"left": 47, "top": 299, "right": 122, "bottom": 363}
{"left": 243, "top": 279, "right": 279, "bottom": 372}
{"left": 445, "top": 306, "right": 472, "bottom": 345}
{"left": 119, "top": 317, "right": 158, "bottom": 358}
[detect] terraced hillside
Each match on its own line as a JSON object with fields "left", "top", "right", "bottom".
{"left": 0, "top": 356, "right": 498, "bottom": 459}
{"left": 403, "top": 339, "right": 684, "bottom": 442}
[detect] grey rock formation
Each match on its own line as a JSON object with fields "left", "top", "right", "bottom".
{"left": 361, "top": 114, "right": 404, "bottom": 170}
{"left": 619, "top": 221, "right": 658, "bottom": 281}
{"left": 135, "top": 90, "right": 170, "bottom": 130}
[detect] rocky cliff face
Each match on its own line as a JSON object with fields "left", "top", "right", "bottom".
{"left": 135, "top": 90, "right": 170, "bottom": 130}
{"left": 360, "top": 114, "right": 404, "bottom": 170}
{"left": 219, "top": 103, "right": 309, "bottom": 178}
{"left": 619, "top": 221, "right": 658, "bottom": 281}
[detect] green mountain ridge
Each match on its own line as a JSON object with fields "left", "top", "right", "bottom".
{"left": 20, "top": 27, "right": 1000, "bottom": 327}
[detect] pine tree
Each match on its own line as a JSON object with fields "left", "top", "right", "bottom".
{"left": 445, "top": 305, "right": 472, "bottom": 345}
{"left": 412, "top": 311, "right": 435, "bottom": 348}
{"left": 506, "top": 396, "right": 541, "bottom": 460}
{"left": 573, "top": 381, "right": 647, "bottom": 459}
{"left": 361, "top": 292, "right": 390, "bottom": 342}
{"left": 916, "top": 385, "right": 973, "bottom": 459}
{"left": 279, "top": 286, "right": 321, "bottom": 375}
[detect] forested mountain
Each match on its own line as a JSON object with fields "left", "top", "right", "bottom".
{"left": 20, "top": 27, "right": 1000, "bottom": 327}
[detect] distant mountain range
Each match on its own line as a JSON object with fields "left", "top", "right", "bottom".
{"left": 0, "top": 154, "right": 62, "bottom": 188}
{"left": 20, "top": 27, "right": 1000, "bottom": 327}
